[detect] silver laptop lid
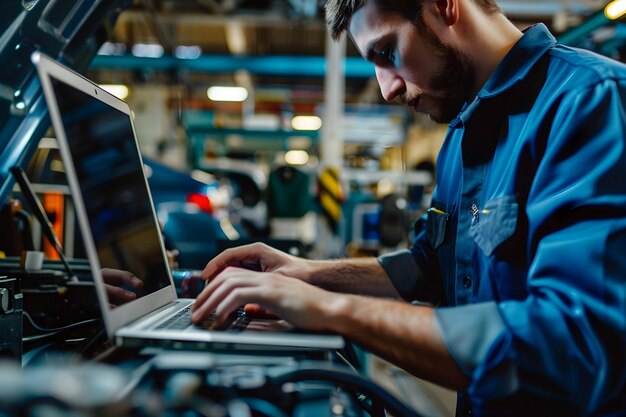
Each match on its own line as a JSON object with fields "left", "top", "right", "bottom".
{"left": 33, "top": 52, "right": 178, "bottom": 337}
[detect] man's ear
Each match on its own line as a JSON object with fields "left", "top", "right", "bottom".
{"left": 434, "top": 0, "right": 459, "bottom": 25}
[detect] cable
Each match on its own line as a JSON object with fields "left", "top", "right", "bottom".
{"left": 23, "top": 311, "right": 100, "bottom": 333}
{"left": 22, "top": 311, "right": 103, "bottom": 354}
{"left": 23, "top": 332, "right": 65, "bottom": 343}
{"left": 269, "top": 364, "right": 422, "bottom": 417}
{"left": 10, "top": 166, "right": 78, "bottom": 281}
{"left": 62, "top": 337, "right": 89, "bottom": 344}
{"left": 113, "top": 356, "right": 158, "bottom": 403}
{"left": 333, "top": 351, "right": 382, "bottom": 417}
{"left": 337, "top": 342, "right": 363, "bottom": 371}
{"left": 75, "top": 327, "right": 106, "bottom": 356}
{"left": 334, "top": 350, "right": 360, "bottom": 373}
{"left": 22, "top": 333, "right": 93, "bottom": 344}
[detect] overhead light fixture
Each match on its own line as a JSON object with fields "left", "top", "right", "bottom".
{"left": 100, "top": 84, "right": 130, "bottom": 100}
{"left": 292, "top": 115, "right": 322, "bottom": 131}
{"left": 98, "top": 42, "right": 127, "bottom": 56}
{"left": 175, "top": 45, "right": 202, "bottom": 60}
{"left": 285, "top": 150, "right": 310, "bottom": 166}
{"left": 605, "top": 0, "right": 626, "bottom": 20}
{"left": 131, "top": 43, "right": 164, "bottom": 58}
{"left": 207, "top": 86, "right": 249, "bottom": 102}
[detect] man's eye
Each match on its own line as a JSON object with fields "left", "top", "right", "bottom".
{"left": 380, "top": 47, "right": 396, "bottom": 65}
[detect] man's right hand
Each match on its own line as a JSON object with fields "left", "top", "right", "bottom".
{"left": 201, "top": 242, "right": 314, "bottom": 284}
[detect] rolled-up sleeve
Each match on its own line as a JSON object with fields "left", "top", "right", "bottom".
{"left": 434, "top": 303, "right": 507, "bottom": 377}
{"left": 377, "top": 249, "right": 422, "bottom": 300}
{"left": 378, "top": 213, "right": 444, "bottom": 305}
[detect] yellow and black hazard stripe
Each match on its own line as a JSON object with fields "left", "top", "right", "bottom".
{"left": 318, "top": 167, "right": 343, "bottom": 230}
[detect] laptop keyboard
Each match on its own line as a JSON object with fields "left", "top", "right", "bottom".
{"left": 154, "top": 306, "right": 250, "bottom": 331}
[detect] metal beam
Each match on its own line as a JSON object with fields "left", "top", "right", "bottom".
{"left": 557, "top": 9, "right": 611, "bottom": 45}
{"left": 90, "top": 54, "right": 376, "bottom": 78}
{"left": 117, "top": 10, "right": 324, "bottom": 28}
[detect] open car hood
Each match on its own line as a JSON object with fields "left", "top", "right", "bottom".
{"left": 0, "top": 0, "right": 132, "bottom": 204}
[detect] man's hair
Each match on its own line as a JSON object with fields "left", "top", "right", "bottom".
{"left": 325, "top": 0, "right": 501, "bottom": 40}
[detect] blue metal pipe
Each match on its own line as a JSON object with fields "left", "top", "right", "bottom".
{"left": 90, "top": 54, "right": 375, "bottom": 78}
{"left": 557, "top": 10, "right": 610, "bottom": 46}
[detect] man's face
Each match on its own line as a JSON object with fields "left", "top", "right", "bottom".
{"left": 348, "top": 2, "right": 474, "bottom": 124}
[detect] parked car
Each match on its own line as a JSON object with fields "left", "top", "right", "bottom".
{"left": 195, "top": 157, "right": 269, "bottom": 237}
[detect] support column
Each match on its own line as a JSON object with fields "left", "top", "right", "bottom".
{"left": 321, "top": 31, "right": 346, "bottom": 169}
{"left": 316, "top": 32, "right": 347, "bottom": 258}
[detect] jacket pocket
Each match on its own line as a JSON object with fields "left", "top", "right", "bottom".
{"left": 469, "top": 195, "right": 518, "bottom": 256}
{"left": 426, "top": 206, "right": 449, "bottom": 249}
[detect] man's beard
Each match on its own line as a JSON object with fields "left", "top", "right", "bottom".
{"left": 427, "top": 45, "right": 475, "bottom": 123}
{"left": 406, "top": 18, "right": 475, "bottom": 124}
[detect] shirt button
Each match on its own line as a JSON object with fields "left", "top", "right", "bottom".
{"left": 463, "top": 276, "right": 473, "bottom": 288}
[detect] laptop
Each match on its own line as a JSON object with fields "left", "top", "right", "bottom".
{"left": 32, "top": 52, "right": 344, "bottom": 352}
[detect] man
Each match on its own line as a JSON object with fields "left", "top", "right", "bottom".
{"left": 192, "top": 0, "right": 626, "bottom": 415}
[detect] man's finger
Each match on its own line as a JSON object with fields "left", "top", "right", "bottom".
{"left": 105, "top": 284, "right": 138, "bottom": 304}
{"left": 102, "top": 268, "right": 143, "bottom": 288}
{"left": 202, "top": 243, "right": 272, "bottom": 280}
{"left": 192, "top": 276, "right": 256, "bottom": 323}
{"left": 244, "top": 303, "right": 278, "bottom": 319}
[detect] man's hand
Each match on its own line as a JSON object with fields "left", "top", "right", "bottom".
{"left": 199, "top": 243, "right": 321, "bottom": 325}
{"left": 202, "top": 242, "right": 314, "bottom": 284}
{"left": 191, "top": 266, "right": 341, "bottom": 331}
{"left": 191, "top": 264, "right": 466, "bottom": 391}
{"left": 101, "top": 268, "right": 144, "bottom": 307}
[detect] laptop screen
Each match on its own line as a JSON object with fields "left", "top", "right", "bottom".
{"left": 49, "top": 75, "right": 171, "bottom": 307}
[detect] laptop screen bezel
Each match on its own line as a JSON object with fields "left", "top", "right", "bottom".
{"left": 33, "top": 52, "right": 178, "bottom": 337}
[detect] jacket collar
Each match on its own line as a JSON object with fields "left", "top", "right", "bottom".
{"left": 451, "top": 24, "right": 556, "bottom": 127}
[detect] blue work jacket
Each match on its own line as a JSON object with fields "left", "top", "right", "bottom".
{"left": 379, "top": 24, "right": 626, "bottom": 416}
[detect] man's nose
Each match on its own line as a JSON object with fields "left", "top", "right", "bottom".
{"left": 375, "top": 66, "right": 404, "bottom": 102}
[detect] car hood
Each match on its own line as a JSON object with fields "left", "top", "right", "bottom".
{"left": 0, "top": 0, "right": 132, "bottom": 204}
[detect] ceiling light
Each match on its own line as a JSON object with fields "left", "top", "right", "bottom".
{"left": 207, "top": 86, "right": 248, "bottom": 102}
{"left": 98, "top": 42, "right": 127, "bottom": 56}
{"left": 131, "top": 43, "right": 164, "bottom": 58}
{"left": 285, "top": 150, "right": 310, "bottom": 166}
{"left": 100, "top": 84, "right": 130, "bottom": 100}
{"left": 605, "top": 0, "right": 626, "bottom": 20}
{"left": 292, "top": 115, "right": 322, "bottom": 131}
{"left": 175, "top": 45, "right": 202, "bottom": 60}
